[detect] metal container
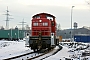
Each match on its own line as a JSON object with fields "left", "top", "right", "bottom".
{"left": 74, "top": 35, "right": 90, "bottom": 43}
{"left": 0, "top": 29, "right": 25, "bottom": 40}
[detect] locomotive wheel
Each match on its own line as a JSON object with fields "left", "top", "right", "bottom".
{"left": 37, "top": 41, "right": 42, "bottom": 50}
{"left": 38, "top": 45, "right": 42, "bottom": 50}
{"left": 47, "top": 44, "right": 51, "bottom": 51}
{"left": 32, "top": 41, "right": 38, "bottom": 52}
{"left": 42, "top": 41, "right": 47, "bottom": 49}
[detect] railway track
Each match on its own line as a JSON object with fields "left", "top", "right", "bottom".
{"left": 3, "top": 45, "right": 62, "bottom": 60}
{"left": 3, "top": 51, "right": 35, "bottom": 60}
{"left": 34, "top": 45, "right": 62, "bottom": 60}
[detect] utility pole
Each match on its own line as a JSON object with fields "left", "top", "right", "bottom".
{"left": 18, "top": 19, "right": 26, "bottom": 39}
{"left": 71, "top": 6, "right": 75, "bottom": 42}
{"left": 18, "top": 18, "right": 26, "bottom": 30}
{"left": 3, "top": 6, "right": 13, "bottom": 30}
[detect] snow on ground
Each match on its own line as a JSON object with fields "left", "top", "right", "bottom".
{"left": 45, "top": 42, "right": 90, "bottom": 60}
{"left": 0, "top": 40, "right": 33, "bottom": 60}
{"left": 0, "top": 40, "right": 90, "bottom": 60}
{"left": 45, "top": 46, "right": 71, "bottom": 60}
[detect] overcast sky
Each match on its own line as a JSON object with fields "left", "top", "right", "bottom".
{"left": 0, "top": 0, "right": 90, "bottom": 29}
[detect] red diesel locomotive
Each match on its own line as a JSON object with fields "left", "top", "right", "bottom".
{"left": 26, "top": 13, "right": 59, "bottom": 51}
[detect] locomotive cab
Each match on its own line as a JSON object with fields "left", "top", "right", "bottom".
{"left": 25, "top": 13, "right": 59, "bottom": 51}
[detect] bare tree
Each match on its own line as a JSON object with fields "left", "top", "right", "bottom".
{"left": 56, "top": 23, "right": 61, "bottom": 36}
{"left": 85, "top": 0, "right": 90, "bottom": 5}
{"left": 57, "top": 23, "right": 61, "bottom": 30}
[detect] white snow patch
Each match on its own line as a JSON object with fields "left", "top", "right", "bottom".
{"left": 0, "top": 40, "right": 33, "bottom": 59}
{"left": 0, "top": 40, "right": 90, "bottom": 60}
{"left": 54, "top": 46, "right": 59, "bottom": 49}
{"left": 45, "top": 46, "right": 70, "bottom": 60}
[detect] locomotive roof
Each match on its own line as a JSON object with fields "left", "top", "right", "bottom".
{"left": 32, "top": 13, "right": 55, "bottom": 18}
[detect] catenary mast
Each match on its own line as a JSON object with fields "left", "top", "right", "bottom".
{"left": 4, "top": 6, "right": 12, "bottom": 29}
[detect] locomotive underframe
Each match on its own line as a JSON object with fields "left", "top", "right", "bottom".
{"left": 29, "top": 36, "right": 57, "bottom": 51}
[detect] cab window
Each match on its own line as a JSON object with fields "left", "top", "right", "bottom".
{"left": 35, "top": 16, "right": 40, "bottom": 19}
{"left": 33, "top": 22, "right": 38, "bottom": 26}
{"left": 52, "top": 22, "right": 54, "bottom": 26}
{"left": 46, "top": 15, "right": 53, "bottom": 20}
{"left": 43, "top": 22, "right": 48, "bottom": 26}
